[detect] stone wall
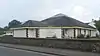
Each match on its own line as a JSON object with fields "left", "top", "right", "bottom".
{"left": 0, "top": 36, "right": 100, "bottom": 53}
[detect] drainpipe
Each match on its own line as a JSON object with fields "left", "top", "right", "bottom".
{"left": 73, "top": 28, "right": 76, "bottom": 38}
{"left": 26, "top": 28, "right": 28, "bottom": 38}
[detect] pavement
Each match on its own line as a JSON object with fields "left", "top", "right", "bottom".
{"left": 0, "top": 43, "right": 100, "bottom": 56}
{"left": 0, "top": 46, "right": 56, "bottom": 56}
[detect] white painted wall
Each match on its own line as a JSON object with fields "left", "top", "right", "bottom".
{"left": 13, "top": 29, "right": 26, "bottom": 37}
{"left": 39, "top": 28, "right": 61, "bottom": 38}
{"left": 28, "top": 29, "right": 36, "bottom": 38}
{"left": 81, "top": 29, "right": 85, "bottom": 35}
{"left": 13, "top": 27, "right": 96, "bottom": 38}
{"left": 73, "top": 29, "right": 96, "bottom": 37}
{"left": 75, "top": 29, "right": 86, "bottom": 37}
{"left": 91, "top": 30, "right": 96, "bottom": 37}
{"left": 75, "top": 29, "right": 78, "bottom": 37}
{"left": 66, "top": 29, "right": 74, "bottom": 38}
{"left": 86, "top": 30, "right": 89, "bottom": 36}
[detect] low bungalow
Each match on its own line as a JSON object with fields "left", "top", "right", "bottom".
{"left": 11, "top": 14, "right": 97, "bottom": 39}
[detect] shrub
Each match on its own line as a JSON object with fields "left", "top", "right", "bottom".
{"left": 52, "top": 35, "right": 57, "bottom": 38}
{"left": 95, "top": 33, "right": 100, "bottom": 38}
{"left": 77, "top": 34, "right": 85, "bottom": 38}
{"left": 85, "top": 35, "right": 90, "bottom": 39}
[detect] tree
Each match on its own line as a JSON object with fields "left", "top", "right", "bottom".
{"left": 94, "top": 20, "right": 100, "bottom": 32}
{"left": 8, "top": 20, "right": 22, "bottom": 28}
{"left": 4, "top": 26, "right": 9, "bottom": 30}
{"left": 0, "top": 27, "right": 5, "bottom": 35}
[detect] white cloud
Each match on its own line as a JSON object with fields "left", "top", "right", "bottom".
{"left": 0, "top": 0, "right": 8, "bottom": 7}
{"left": 1, "top": 0, "right": 100, "bottom": 27}
{"left": 73, "top": 6, "right": 92, "bottom": 16}
{"left": 70, "top": 6, "right": 93, "bottom": 22}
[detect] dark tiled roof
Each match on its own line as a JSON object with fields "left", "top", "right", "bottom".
{"left": 41, "top": 13, "right": 94, "bottom": 28}
{"left": 21, "top": 13, "right": 94, "bottom": 28}
{"left": 22, "top": 20, "right": 48, "bottom": 27}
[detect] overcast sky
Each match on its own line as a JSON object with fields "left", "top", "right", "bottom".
{"left": 0, "top": 0, "right": 100, "bottom": 27}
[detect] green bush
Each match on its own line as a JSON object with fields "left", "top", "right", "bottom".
{"left": 77, "top": 34, "right": 85, "bottom": 38}
{"left": 52, "top": 35, "right": 57, "bottom": 38}
{"left": 0, "top": 31, "right": 5, "bottom": 35}
{"left": 85, "top": 35, "right": 90, "bottom": 39}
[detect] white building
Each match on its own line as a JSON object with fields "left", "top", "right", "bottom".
{"left": 11, "top": 14, "right": 97, "bottom": 38}
{"left": 5, "top": 30, "right": 13, "bottom": 36}
{"left": 88, "top": 19, "right": 100, "bottom": 35}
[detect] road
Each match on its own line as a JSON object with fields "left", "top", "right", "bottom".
{"left": 0, "top": 46, "right": 56, "bottom": 56}
{"left": 0, "top": 43, "right": 100, "bottom": 56}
